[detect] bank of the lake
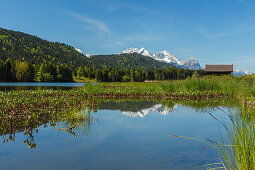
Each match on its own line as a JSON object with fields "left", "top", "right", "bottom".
{"left": 1, "top": 75, "right": 255, "bottom": 169}
{"left": 83, "top": 75, "right": 255, "bottom": 102}
{"left": 0, "top": 82, "right": 86, "bottom": 91}
{"left": 1, "top": 75, "right": 255, "bottom": 114}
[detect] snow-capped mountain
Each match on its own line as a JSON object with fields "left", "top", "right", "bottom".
{"left": 180, "top": 57, "right": 201, "bottom": 70}
{"left": 122, "top": 104, "right": 177, "bottom": 118}
{"left": 75, "top": 48, "right": 83, "bottom": 54}
{"left": 153, "top": 51, "right": 181, "bottom": 64}
{"left": 122, "top": 48, "right": 153, "bottom": 58}
{"left": 121, "top": 48, "right": 201, "bottom": 70}
{"left": 85, "top": 54, "right": 92, "bottom": 58}
{"left": 234, "top": 69, "right": 251, "bottom": 76}
{"left": 122, "top": 48, "right": 140, "bottom": 54}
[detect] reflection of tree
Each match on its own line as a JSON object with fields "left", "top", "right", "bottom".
{"left": 0, "top": 98, "right": 240, "bottom": 148}
{"left": 57, "top": 108, "right": 97, "bottom": 137}
{"left": 24, "top": 128, "right": 37, "bottom": 149}
{"left": 0, "top": 99, "right": 98, "bottom": 149}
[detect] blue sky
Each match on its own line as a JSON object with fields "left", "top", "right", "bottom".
{"left": 1, "top": 0, "right": 255, "bottom": 72}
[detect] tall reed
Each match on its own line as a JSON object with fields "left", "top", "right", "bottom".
{"left": 170, "top": 106, "right": 255, "bottom": 169}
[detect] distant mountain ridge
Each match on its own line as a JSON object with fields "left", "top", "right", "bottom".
{"left": 0, "top": 27, "right": 174, "bottom": 71}
{"left": 1, "top": 27, "right": 251, "bottom": 74}
{"left": 121, "top": 48, "right": 201, "bottom": 70}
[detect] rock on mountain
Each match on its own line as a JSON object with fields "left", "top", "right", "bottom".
{"left": 122, "top": 48, "right": 201, "bottom": 70}
{"left": 179, "top": 57, "right": 201, "bottom": 70}
{"left": 152, "top": 51, "right": 180, "bottom": 64}
{"left": 122, "top": 48, "right": 153, "bottom": 57}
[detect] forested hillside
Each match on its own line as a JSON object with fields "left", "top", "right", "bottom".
{"left": 0, "top": 27, "right": 173, "bottom": 71}
{"left": 0, "top": 28, "right": 92, "bottom": 68}
{"left": 0, "top": 27, "right": 203, "bottom": 82}
{"left": 90, "top": 53, "right": 173, "bottom": 70}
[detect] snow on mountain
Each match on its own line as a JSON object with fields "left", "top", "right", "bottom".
{"left": 122, "top": 104, "right": 178, "bottom": 118}
{"left": 122, "top": 48, "right": 140, "bottom": 54}
{"left": 152, "top": 51, "right": 180, "bottom": 65}
{"left": 85, "top": 54, "right": 92, "bottom": 58}
{"left": 75, "top": 48, "right": 83, "bottom": 54}
{"left": 234, "top": 69, "right": 251, "bottom": 76}
{"left": 179, "top": 57, "right": 201, "bottom": 70}
{"left": 121, "top": 48, "right": 201, "bottom": 70}
{"left": 139, "top": 48, "right": 153, "bottom": 58}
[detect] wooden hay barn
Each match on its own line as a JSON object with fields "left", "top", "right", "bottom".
{"left": 205, "top": 64, "right": 233, "bottom": 75}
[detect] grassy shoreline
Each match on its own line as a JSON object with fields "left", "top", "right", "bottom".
{"left": 1, "top": 75, "right": 254, "bottom": 167}
{"left": 1, "top": 75, "right": 254, "bottom": 107}
{"left": 81, "top": 74, "right": 255, "bottom": 102}
{"left": 0, "top": 74, "right": 254, "bottom": 121}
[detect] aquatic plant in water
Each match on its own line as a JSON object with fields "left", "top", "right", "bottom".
{"left": 170, "top": 106, "right": 255, "bottom": 170}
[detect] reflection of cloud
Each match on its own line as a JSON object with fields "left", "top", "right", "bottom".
{"left": 69, "top": 12, "right": 110, "bottom": 34}
{"left": 122, "top": 104, "right": 178, "bottom": 118}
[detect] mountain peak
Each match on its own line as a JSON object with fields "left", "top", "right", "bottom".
{"left": 138, "top": 48, "right": 152, "bottom": 57}
{"left": 121, "top": 48, "right": 140, "bottom": 54}
{"left": 122, "top": 48, "right": 201, "bottom": 70}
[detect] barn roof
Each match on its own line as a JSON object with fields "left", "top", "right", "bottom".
{"left": 205, "top": 64, "right": 233, "bottom": 72}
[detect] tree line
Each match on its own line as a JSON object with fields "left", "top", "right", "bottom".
{"left": 75, "top": 66, "right": 204, "bottom": 82}
{"left": 0, "top": 58, "right": 73, "bottom": 82}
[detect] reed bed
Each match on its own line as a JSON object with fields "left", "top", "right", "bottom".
{"left": 170, "top": 105, "right": 255, "bottom": 170}
{"left": 80, "top": 75, "right": 255, "bottom": 102}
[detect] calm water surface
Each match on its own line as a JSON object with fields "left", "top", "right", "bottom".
{"left": 0, "top": 82, "right": 86, "bottom": 90}
{"left": 0, "top": 101, "right": 235, "bottom": 170}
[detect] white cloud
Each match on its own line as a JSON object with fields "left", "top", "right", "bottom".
{"left": 70, "top": 12, "right": 110, "bottom": 34}
{"left": 125, "top": 34, "right": 160, "bottom": 42}
{"left": 106, "top": 40, "right": 124, "bottom": 48}
{"left": 196, "top": 25, "right": 255, "bottom": 39}
{"left": 99, "top": 1, "right": 154, "bottom": 14}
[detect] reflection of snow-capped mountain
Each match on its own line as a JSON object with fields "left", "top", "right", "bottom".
{"left": 122, "top": 48, "right": 201, "bottom": 70}
{"left": 122, "top": 104, "right": 178, "bottom": 118}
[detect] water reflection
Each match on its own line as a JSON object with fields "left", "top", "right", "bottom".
{"left": 0, "top": 104, "right": 97, "bottom": 149}
{"left": 0, "top": 82, "right": 85, "bottom": 91}
{"left": 98, "top": 100, "right": 239, "bottom": 118}
{"left": 1, "top": 99, "right": 252, "bottom": 169}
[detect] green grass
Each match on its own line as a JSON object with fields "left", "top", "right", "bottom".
{"left": 73, "top": 76, "right": 97, "bottom": 83}
{"left": 215, "top": 106, "right": 255, "bottom": 170}
{"left": 77, "top": 75, "right": 255, "bottom": 103}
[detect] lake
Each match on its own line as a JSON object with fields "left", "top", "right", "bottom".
{"left": 0, "top": 82, "right": 86, "bottom": 90}
{"left": 0, "top": 100, "right": 237, "bottom": 170}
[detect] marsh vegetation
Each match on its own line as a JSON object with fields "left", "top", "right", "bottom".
{"left": 0, "top": 74, "right": 254, "bottom": 169}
